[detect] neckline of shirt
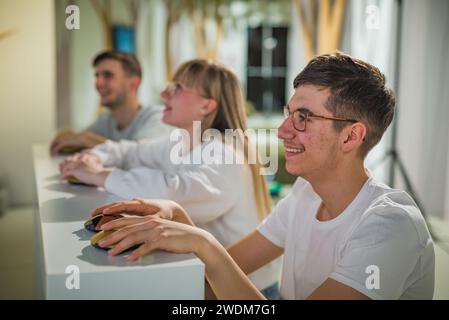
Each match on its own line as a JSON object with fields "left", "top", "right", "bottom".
{"left": 312, "top": 176, "right": 376, "bottom": 229}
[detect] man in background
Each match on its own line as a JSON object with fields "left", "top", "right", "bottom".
{"left": 50, "top": 51, "right": 170, "bottom": 155}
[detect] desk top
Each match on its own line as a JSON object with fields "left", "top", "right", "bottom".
{"left": 32, "top": 145, "right": 203, "bottom": 295}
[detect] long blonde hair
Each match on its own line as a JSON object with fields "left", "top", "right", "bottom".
{"left": 173, "top": 59, "right": 272, "bottom": 220}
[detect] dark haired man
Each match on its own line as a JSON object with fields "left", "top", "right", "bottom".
{"left": 50, "top": 51, "right": 170, "bottom": 155}
{"left": 91, "top": 52, "right": 435, "bottom": 300}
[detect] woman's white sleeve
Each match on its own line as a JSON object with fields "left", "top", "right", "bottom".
{"left": 89, "top": 139, "right": 159, "bottom": 169}
{"left": 104, "top": 164, "right": 238, "bottom": 224}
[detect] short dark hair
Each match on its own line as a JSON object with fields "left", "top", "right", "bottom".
{"left": 293, "top": 52, "right": 395, "bottom": 158}
{"left": 93, "top": 51, "right": 142, "bottom": 79}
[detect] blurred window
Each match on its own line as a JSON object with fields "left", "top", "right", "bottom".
{"left": 247, "top": 25, "right": 288, "bottom": 114}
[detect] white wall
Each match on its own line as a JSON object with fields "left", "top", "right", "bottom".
{"left": 286, "top": 3, "right": 307, "bottom": 99}
{"left": 67, "top": 0, "right": 103, "bottom": 131}
{"left": 0, "top": 0, "right": 56, "bottom": 206}
{"left": 396, "top": 0, "right": 449, "bottom": 222}
{"left": 345, "top": 0, "right": 398, "bottom": 184}
{"left": 445, "top": 133, "right": 449, "bottom": 222}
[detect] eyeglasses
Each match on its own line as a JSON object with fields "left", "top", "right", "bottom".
{"left": 164, "top": 82, "right": 208, "bottom": 99}
{"left": 283, "top": 106, "right": 359, "bottom": 132}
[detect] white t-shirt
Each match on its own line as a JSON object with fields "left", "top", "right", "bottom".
{"left": 258, "top": 176, "right": 435, "bottom": 300}
{"left": 90, "top": 132, "right": 281, "bottom": 290}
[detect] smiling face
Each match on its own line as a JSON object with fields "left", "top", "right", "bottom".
{"left": 95, "top": 59, "right": 137, "bottom": 109}
{"left": 278, "top": 84, "right": 344, "bottom": 180}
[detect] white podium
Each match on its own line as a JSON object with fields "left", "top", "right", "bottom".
{"left": 32, "top": 145, "right": 204, "bottom": 299}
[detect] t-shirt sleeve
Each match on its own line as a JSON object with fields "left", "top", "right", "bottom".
{"left": 257, "top": 189, "right": 298, "bottom": 248}
{"left": 104, "top": 163, "right": 238, "bottom": 224}
{"left": 89, "top": 137, "right": 168, "bottom": 169}
{"left": 329, "top": 205, "right": 433, "bottom": 300}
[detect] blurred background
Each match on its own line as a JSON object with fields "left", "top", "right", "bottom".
{"left": 0, "top": 0, "right": 448, "bottom": 299}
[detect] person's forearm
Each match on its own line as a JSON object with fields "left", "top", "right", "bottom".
{"left": 197, "top": 235, "right": 265, "bottom": 300}
{"left": 91, "top": 169, "right": 112, "bottom": 187}
{"left": 204, "top": 281, "right": 217, "bottom": 300}
{"left": 227, "top": 231, "right": 284, "bottom": 276}
{"left": 81, "top": 131, "right": 107, "bottom": 148}
{"left": 173, "top": 205, "right": 195, "bottom": 226}
{"left": 91, "top": 139, "right": 140, "bottom": 169}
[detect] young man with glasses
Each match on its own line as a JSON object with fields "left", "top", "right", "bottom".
{"left": 92, "top": 52, "right": 435, "bottom": 300}
{"left": 50, "top": 51, "right": 170, "bottom": 155}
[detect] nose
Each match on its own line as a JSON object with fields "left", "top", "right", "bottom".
{"left": 95, "top": 76, "right": 104, "bottom": 90}
{"left": 277, "top": 116, "right": 295, "bottom": 140}
{"left": 160, "top": 88, "right": 170, "bottom": 101}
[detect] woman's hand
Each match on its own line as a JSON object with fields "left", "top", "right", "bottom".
{"left": 60, "top": 152, "right": 110, "bottom": 187}
{"left": 90, "top": 198, "right": 194, "bottom": 225}
{"left": 98, "top": 216, "right": 214, "bottom": 261}
{"left": 59, "top": 152, "right": 101, "bottom": 173}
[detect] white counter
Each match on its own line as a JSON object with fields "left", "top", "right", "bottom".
{"left": 32, "top": 145, "right": 204, "bottom": 299}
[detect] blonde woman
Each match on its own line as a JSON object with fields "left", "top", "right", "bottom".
{"left": 60, "top": 59, "right": 281, "bottom": 298}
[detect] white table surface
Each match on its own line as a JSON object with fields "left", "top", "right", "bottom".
{"left": 32, "top": 145, "right": 204, "bottom": 299}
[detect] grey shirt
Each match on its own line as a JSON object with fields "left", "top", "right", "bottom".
{"left": 86, "top": 105, "right": 171, "bottom": 141}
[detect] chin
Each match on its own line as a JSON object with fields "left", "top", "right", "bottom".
{"left": 161, "top": 117, "right": 169, "bottom": 125}
{"left": 285, "top": 163, "right": 300, "bottom": 177}
{"left": 163, "top": 118, "right": 181, "bottom": 129}
{"left": 162, "top": 114, "right": 171, "bottom": 124}
{"left": 286, "top": 160, "right": 311, "bottom": 177}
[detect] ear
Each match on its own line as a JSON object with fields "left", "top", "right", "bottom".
{"left": 201, "top": 99, "right": 218, "bottom": 116}
{"left": 341, "top": 123, "right": 366, "bottom": 153}
{"left": 129, "top": 76, "right": 141, "bottom": 93}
